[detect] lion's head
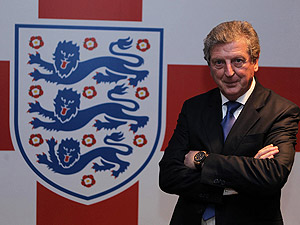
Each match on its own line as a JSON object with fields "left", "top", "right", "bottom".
{"left": 53, "top": 40, "right": 80, "bottom": 78}
{"left": 57, "top": 138, "right": 80, "bottom": 168}
{"left": 54, "top": 88, "right": 80, "bottom": 123}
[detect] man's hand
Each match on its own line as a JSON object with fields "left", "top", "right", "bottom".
{"left": 184, "top": 150, "right": 199, "bottom": 169}
{"left": 254, "top": 144, "right": 279, "bottom": 159}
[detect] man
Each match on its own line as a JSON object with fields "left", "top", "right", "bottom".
{"left": 159, "top": 21, "right": 300, "bottom": 225}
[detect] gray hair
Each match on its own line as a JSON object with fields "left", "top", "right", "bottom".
{"left": 203, "top": 21, "right": 260, "bottom": 64}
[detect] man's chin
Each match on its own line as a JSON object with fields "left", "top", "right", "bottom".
{"left": 221, "top": 88, "right": 242, "bottom": 100}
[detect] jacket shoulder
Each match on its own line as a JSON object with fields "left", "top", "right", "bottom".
{"left": 184, "top": 88, "right": 220, "bottom": 106}
{"left": 248, "top": 80, "right": 300, "bottom": 113}
{"left": 260, "top": 84, "right": 300, "bottom": 112}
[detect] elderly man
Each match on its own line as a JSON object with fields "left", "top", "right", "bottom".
{"left": 159, "top": 21, "right": 300, "bottom": 225}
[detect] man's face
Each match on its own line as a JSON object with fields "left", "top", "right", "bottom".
{"left": 209, "top": 38, "right": 259, "bottom": 101}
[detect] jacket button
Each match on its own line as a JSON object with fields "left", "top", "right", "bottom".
{"left": 213, "top": 179, "right": 220, "bottom": 184}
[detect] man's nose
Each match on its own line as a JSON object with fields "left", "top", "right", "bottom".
{"left": 224, "top": 62, "right": 235, "bottom": 77}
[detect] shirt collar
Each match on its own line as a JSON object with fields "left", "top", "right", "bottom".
{"left": 221, "top": 77, "right": 256, "bottom": 105}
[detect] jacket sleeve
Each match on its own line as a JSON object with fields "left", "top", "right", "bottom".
{"left": 200, "top": 103, "right": 300, "bottom": 196}
{"left": 159, "top": 100, "right": 224, "bottom": 203}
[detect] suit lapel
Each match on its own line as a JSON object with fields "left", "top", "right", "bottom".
{"left": 222, "top": 81, "right": 269, "bottom": 155}
{"left": 201, "top": 89, "right": 224, "bottom": 154}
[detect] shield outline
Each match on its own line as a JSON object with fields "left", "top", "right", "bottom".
{"left": 14, "top": 24, "right": 164, "bottom": 201}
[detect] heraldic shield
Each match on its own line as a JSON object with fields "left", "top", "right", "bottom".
{"left": 14, "top": 24, "right": 163, "bottom": 201}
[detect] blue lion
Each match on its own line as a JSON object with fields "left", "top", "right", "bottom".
{"left": 28, "top": 37, "right": 148, "bottom": 86}
{"left": 28, "top": 84, "right": 148, "bottom": 133}
{"left": 36, "top": 132, "right": 133, "bottom": 177}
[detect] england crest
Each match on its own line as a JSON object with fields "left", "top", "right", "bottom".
{"left": 14, "top": 24, "right": 163, "bottom": 201}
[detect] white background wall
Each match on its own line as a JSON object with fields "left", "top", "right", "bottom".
{"left": 0, "top": 0, "right": 300, "bottom": 224}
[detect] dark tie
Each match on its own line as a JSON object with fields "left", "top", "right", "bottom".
{"left": 221, "top": 101, "right": 241, "bottom": 141}
{"left": 202, "top": 101, "right": 241, "bottom": 221}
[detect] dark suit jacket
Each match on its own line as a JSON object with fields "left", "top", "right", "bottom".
{"left": 159, "top": 81, "right": 300, "bottom": 225}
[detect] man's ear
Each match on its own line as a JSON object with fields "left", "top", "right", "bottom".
{"left": 253, "top": 58, "right": 259, "bottom": 72}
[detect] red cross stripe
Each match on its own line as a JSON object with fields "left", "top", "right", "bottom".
{"left": 39, "top": 0, "right": 143, "bottom": 21}
{"left": 0, "top": 61, "right": 13, "bottom": 151}
{"left": 37, "top": 182, "right": 139, "bottom": 225}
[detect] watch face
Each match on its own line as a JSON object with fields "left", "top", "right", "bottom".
{"left": 194, "top": 152, "right": 205, "bottom": 163}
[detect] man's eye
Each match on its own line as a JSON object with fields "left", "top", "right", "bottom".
{"left": 212, "top": 60, "right": 224, "bottom": 68}
{"left": 232, "top": 58, "right": 245, "bottom": 67}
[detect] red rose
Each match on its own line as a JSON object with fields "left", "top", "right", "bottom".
{"left": 29, "top": 85, "right": 44, "bottom": 98}
{"left": 83, "top": 86, "right": 97, "bottom": 99}
{"left": 82, "top": 134, "right": 96, "bottom": 147}
{"left": 29, "top": 36, "right": 44, "bottom": 49}
{"left": 81, "top": 175, "right": 96, "bottom": 188}
{"left": 136, "top": 39, "right": 150, "bottom": 52}
{"left": 83, "top": 37, "right": 98, "bottom": 50}
{"left": 133, "top": 134, "right": 147, "bottom": 147}
{"left": 29, "top": 134, "right": 44, "bottom": 147}
{"left": 135, "top": 87, "right": 149, "bottom": 100}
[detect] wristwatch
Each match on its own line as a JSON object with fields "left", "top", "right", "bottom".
{"left": 194, "top": 151, "right": 209, "bottom": 169}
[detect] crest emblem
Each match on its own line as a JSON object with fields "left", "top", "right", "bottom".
{"left": 14, "top": 24, "right": 163, "bottom": 202}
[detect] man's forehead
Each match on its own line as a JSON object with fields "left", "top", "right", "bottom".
{"left": 210, "top": 40, "right": 250, "bottom": 59}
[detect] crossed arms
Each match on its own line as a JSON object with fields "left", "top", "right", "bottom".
{"left": 184, "top": 144, "right": 279, "bottom": 170}
{"left": 159, "top": 97, "right": 300, "bottom": 201}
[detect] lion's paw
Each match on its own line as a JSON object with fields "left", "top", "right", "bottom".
{"left": 28, "top": 52, "right": 41, "bottom": 64}
{"left": 30, "top": 117, "right": 42, "bottom": 129}
{"left": 36, "top": 152, "right": 48, "bottom": 164}
{"left": 46, "top": 137, "right": 57, "bottom": 147}
{"left": 29, "top": 68, "right": 42, "bottom": 81}
{"left": 28, "top": 101, "right": 42, "bottom": 113}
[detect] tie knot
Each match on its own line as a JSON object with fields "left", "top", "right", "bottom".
{"left": 226, "top": 101, "right": 241, "bottom": 114}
